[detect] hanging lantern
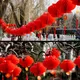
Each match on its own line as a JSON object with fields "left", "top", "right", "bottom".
{"left": 71, "top": 0, "right": 80, "bottom": 5}
{"left": 43, "top": 56, "right": 60, "bottom": 70}
{"left": 74, "top": 56, "right": 80, "bottom": 68}
{"left": 19, "top": 25, "right": 27, "bottom": 35}
{"left": 13, "top": 66, "right": 21, "bottom": 77}
{"left": 0, "top": 57, "right": 5, "bottom": 64}
{"left": 34, "top": 19, "right": 46, "bottom": 30}
{"left": 60, "top": 59, "right": 75, "bottom": 72}
{"left": 51, "top": 48, "right": 61, "bottom": 58}
{"left": 6, "top": 54, "right": 19, "bottom": 65}
{"left": 0, "top": 60, "right": 16, "bottom": 73}
{"left": 63, "top": 15, "right": 67, "bottom": 20}
{"left": 30, "top": 62, "right": 46, "bottom": 76}
{"left": 48, "top": 4, "right": 63, "bottom": 18}
{"left": 57, "top": 0, "right": 76, "bottom": 13}
{"left": 64, "top": 26, "right": 67, "bottom": 35}
{"left": 39, "top": 12, "right": 55, "bottom": 25}
{"left": 19, "top": 55, "right": 34, "bottom": 68}
{"left": 27, "top": 22, "right": 36, "bottom": 32}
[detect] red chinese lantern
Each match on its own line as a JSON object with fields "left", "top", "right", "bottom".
{"left": 30, "top": 62, "right": 46, "bottom": 76}
{"left": 43, "top": 56, "right": 60, "bottom": 70}
{"left": 63, "top": 15, "right": 67, "bottom": 20}
{"left": 19, "top": 55, "right": 34, "bottom": 68}
{"left": 13, "top": 66, "right": 21, "bottom": 77}
{"left": 24, "top": 55, "right": 34, "bottom": 67}
{"left": 60, "top": 59, "right": 75, "bottom": 72}
{"left": 0, "top": 57, "right": 5, "bottom": 64}
{"left": 51, "top": 48, "right": 61, "bottom": 58}
{"left": 27, "top": 22, "right": 35, "bottom": 32}
{"left": 6, "top": 54, "right": 19, "bottom": 65}
{"left": 18, "top": 25, "right": 27, "bottom": 35}
{"left": 57, "top": 0, "right": 76, "bottom": 13}
{"left": 74, "top": 56, "right": 80, "bottom": 68}
{"left": 39, "top": 12, "right": 55, "bottom": 25}
{"left": 48, "top": 4, "right": 63, "bottom": 18}
{"left": 34, "top": 19, "right": 46, "bottom": 30}
{"left": 0, "top": 60, "right": 16, "bottom": 73}
{"left": 1, "top": 22, "right": 7, "bottom": 29}
{"left": 71, "top": 0, "right": 80, "bottom": 5}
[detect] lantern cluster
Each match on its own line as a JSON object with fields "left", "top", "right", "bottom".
{"left": 0, "top": 0, "right": 78, "bottom": 36}
{"left": 0, "top": 12, "right": 55, "bottom": 36}
{"left": 0, "top": 49, "right": 80, "bottom": 80}
{"left": 0, "top": 54, "right": 21, "bottom": 79}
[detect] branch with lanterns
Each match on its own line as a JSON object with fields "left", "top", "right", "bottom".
{"left": 0, "top": 41, "right": 79, "bottom": 80}
{"left": 0, "top": 0, "right": 80, "bottom": 37}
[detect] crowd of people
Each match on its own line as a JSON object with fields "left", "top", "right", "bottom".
{"left": 1, "top": 28, "right": 80, "bottom": 41}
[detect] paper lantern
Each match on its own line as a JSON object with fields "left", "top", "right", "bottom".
{"left": 60, "top": 59, "right": 75, "bottom": 72}
{"left": 0, "top": 57, "right": 5, "bottom": 64}
{"left": 6, "top": 54, "right": 19, "bottom": 65}
{"left": 19, "top": 55, "right": 34, "bottom": 68}
{"left": 57, "top": 0, "right": 76, "bottom": 13}
{"left": 5, "top": 28, "right": 12, "bottom": 34}
{"left": 63, "top": 15, "right": 67, "bottom": 20}
{"left": 13, "top": 66, "right": 21, "bottom": 77}
{"left": 48, "top": 4, "right": 63, "bottom": 18}
{"left": 27, "top": 22, "right": 35, "bottom": 32}
{"left": 51, "top": 48, "right": 60, "bottom": 58}
{"left": 0, "top": 60, "right": 16, "bottom": 73}
{"left": 34, "top": 19, "right": 46, "bottom": 30}
{"left": 1, "top": 22, "right": 7, "bottom": 29}
{"left": 39, "top": 12, "right": 55, "bottom": 25}
{"left": 18, "top": 25, "right": 27, "bottom": 35}
{"left": 24, "top": 55, "right": 34, "bottom": 67}
{"left": 74, "top": 56, "right": 80, "bottom": 68}
{"left": 30, "top": 62, "right": 46, "bottom": 76}
{"left": 43, "top": 56, "right": 60, "bottom": 70}
{"left": 71, "top": 0, "right": 80, "bottom": 5}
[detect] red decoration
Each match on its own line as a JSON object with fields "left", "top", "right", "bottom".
{"left": 6, "top": 54, "right": 19, "bottom": 65}
{"left": 39, "top": 12, "right": 55, "bottom": 25}
{"left": 53, "top": 27, "right": 56, "bottom": 38}
{"left": 30, "top": 62, "right": 46, "bottom": 76}
{"left": 0, "top": 57, "right": 5, "bottom": 64}
{"left": 63, "top": 15, "right": 67, "bottom": 20}
{"left": 64, "top": 26, "right": 67, "bottom": 35}
{"left": 19, "top": 55, "right": 34, "bottom": 68}
{"left": 34, "top": 19, "right": 46, "bottom": 30}
{"left": 43, "top": 56, "right": 60, "bottom": 70}
{"left": 57, "top": 0, "right": 76, "bottom": 13}
{"left": 0, "top": 60, "right": 16, "bottom": 73}
{"left": 60, "top": 59, "right": 75, "bottom": 72}
{"left": 51, "top": 48, "right": 60, "bottom": 58}
{"left": 0, "top": 0, "right": 78, "bottom": 36}
{"left": 48, "top": 4, "right": 63, "bottom": 17}
{"left": 13, "top": 66, "right": 21, "bottom": 77}
{"left": 26, "top": 75, "right": 28, "bottom": 80}
{"left": 74, "top": 56, "right": 80, "bottom": 68}
{"left": 71, "top": 0, "right": 80, "bottom": 5}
